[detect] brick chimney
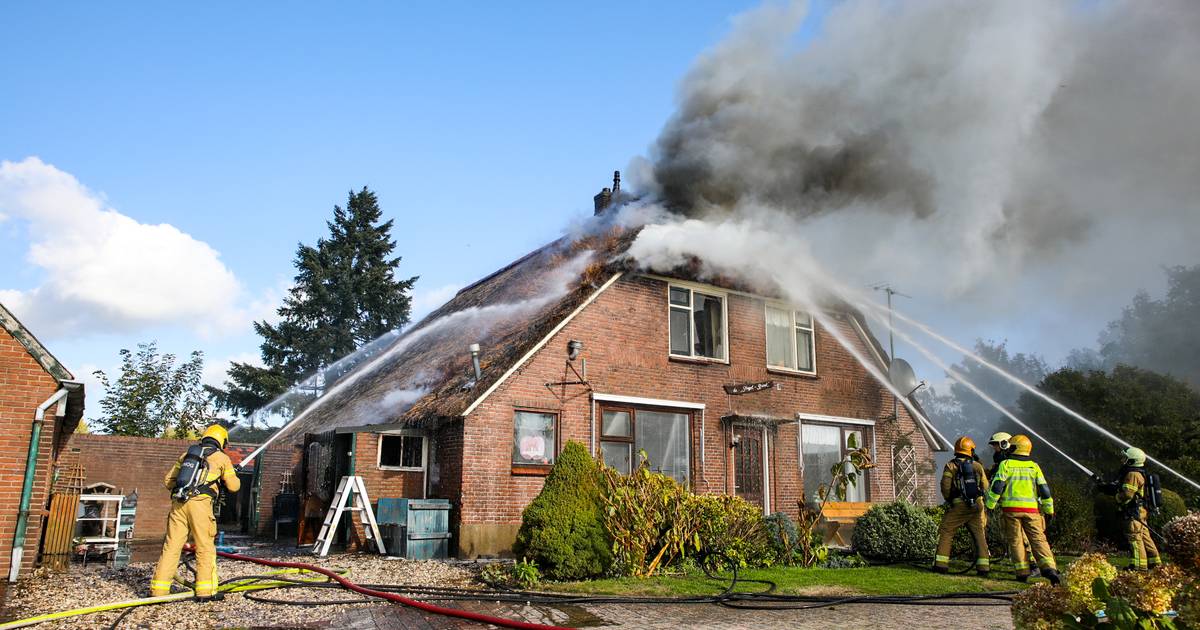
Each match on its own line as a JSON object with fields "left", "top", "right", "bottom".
{"left": 593, "top": 170, "right": 621, "bottom": 215}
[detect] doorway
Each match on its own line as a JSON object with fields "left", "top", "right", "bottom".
{"left": 733, "top": 426, "right": 767, "bottom": 510}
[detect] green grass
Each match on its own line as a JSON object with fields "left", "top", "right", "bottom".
{"left": 551, "top": 563, "right": 1030, "bottom": 598}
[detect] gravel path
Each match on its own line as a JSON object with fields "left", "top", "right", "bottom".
{"left": 2, "top": 552, "right": 477, "bottom": 629}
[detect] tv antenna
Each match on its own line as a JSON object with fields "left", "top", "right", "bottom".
{"left": 871, "top": 283, "right": 912, "bottom": 419}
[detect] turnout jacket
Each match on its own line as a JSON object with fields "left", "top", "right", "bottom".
{"left": 163, "top": 443, "right": 241, "bottom": 500}
{"left": 941, "top": 457, "right": 988, "bottom": 505}
{"left": 984, "top": 455, "right": 1054, "bottom": 515}
{"left": 1117, "top": 468, "right": 1148, "bottom": 510}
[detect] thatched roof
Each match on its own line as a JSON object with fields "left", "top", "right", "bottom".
{"left": 274, "top": 227, "right": 637, "bottom": 442}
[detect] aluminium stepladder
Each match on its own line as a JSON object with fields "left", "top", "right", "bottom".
{"left": 311, "top": 475, "right": 386, "bottom": 557}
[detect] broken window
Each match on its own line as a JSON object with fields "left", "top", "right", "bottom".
{"left": 765, "top": 305, "right": 816, "bottom": 373}
{"left": 668, "top": 285, "right": 726, "bottom": 360}
{"left": 600, "top": 406, "right": 690, "bottom": 483}
{"left": 378, "top": 433, "right": 424, "bottom": 470}
{"left": 512, "top": 410, "right": 557, "bottom": 466}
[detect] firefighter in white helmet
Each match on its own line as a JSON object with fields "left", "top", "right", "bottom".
{"left": 1097, "top": 447, "right": 1163, "bottom": 570}
{"left": 150, "top": 424, "right": 241, "bottom": 599}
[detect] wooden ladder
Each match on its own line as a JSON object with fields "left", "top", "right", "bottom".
{"left": 312, "top": 476, "right": 386, "bottom": 557}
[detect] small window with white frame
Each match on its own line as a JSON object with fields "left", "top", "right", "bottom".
{"left": 378, "top": 432, "right": 425, "bottom": 471}
{"left": 668, "top": 284, "right": 727, "bottom": 361}
{"left": 765, "top": 305, "right": 816, "bottom": 373}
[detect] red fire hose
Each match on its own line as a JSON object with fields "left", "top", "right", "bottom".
{"left": 211, "top": 548, "right": 570, "bottom": 630}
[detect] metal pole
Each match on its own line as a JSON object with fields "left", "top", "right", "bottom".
{"left": 888, "top": 289, "right": 897, "bottom": 421}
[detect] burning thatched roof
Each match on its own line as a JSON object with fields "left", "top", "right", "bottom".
{"left": 273, "top": 227, "right": 637, "bottom": 441}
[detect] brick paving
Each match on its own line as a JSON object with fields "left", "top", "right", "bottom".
{"left": 311, "top": 600, "right": 1014, "bottom": 630}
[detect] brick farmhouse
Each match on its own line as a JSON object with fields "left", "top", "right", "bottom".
{"left": 260, "top": 180, "right": 946, "bottom": 557}
{"left": 0, "top": 302, "right": 84, "bottom": 580}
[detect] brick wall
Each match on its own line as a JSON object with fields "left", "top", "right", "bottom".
{"left": 60, "top": 434, "right": 267, "bottom": 541}
{"left": 0, "top": 327, "right": 65, "bottom": 578}
{"left": 459, "top": 274, "right": 939, "bottom": 555}
{"left": 253, "top": 442, "right": 303, "bottom": 537}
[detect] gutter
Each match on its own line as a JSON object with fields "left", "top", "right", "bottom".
{"left": 11, "top": 381, "right": 81, "bottom": 582}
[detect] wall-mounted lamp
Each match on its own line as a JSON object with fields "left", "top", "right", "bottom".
{"left": 567, "top": 340, "right": 583, "bottom": 361}
{"left": 730, "top": 434, "right": 741, "bottom": 448}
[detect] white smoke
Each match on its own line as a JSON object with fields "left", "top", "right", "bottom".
{"left": 627, "top": 0, "right": 1200, "bottom": 361}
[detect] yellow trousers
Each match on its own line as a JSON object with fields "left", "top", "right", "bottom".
{"left": 151, "top": 496, "right": 218, "bottom": 596}
{"left": 1003, "top": 511, "right": 1055, "bottom": 577}
{"left": 1126, "top": 509, "right": 1161, "bottom": 570}
{"left": 934, "top": 502, "right": 990, "bottom": 572}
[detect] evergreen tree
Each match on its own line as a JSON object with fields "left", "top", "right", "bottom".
{"left": 93, "top": 342, "right": 217, "bottom": 437}
{"left": 212, "top": 188, "right": 417, "bottom": 417}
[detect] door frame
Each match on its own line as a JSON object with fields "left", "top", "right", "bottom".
{"left": 731, "top": 424, "right": 771, "bottom": 514}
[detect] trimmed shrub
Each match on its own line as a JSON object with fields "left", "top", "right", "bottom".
{"left": 513, "top": 441, "right": 611, "bottom": 580}
{"left": 852, "top": 501, "right": 937, "bottom": 561}
{"left": 1045, "top": 481, "right": 1095, "bottom": 553}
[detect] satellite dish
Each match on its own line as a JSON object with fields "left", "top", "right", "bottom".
{"left": 889, "top": 358, "right": 923, "bottom": 395}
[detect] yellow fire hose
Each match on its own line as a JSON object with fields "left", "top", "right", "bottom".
{"left": 0, "top": 568, "right": 338, "bottom": 629}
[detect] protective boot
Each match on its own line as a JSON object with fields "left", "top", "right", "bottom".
{"left": 931, "top": 564, "right": 949, "bottom": 574}
{"left": 1042, "top": 568, "right": 1061, "bottom": 586}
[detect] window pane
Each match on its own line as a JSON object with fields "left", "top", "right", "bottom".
{"left": 843, "top": 430, "right": 865, "bottom": 502}
{"left": 669, "top": 287, "right": 690, "bottom": 306}
{"left": 766, "top": 306, "right": 796, "bottom": 368}
{"left": 796, "top": 328, "right": 814, "bottom": 371}
{"left": 600, "top": 441, "right": 631, "bottom": 474}
{"left": 379, "top": 435, "right": 403, "bottom": 467}
{"left": 400, "top": 436, "right": 423, "bottom": 469}
{"left": 513, "top": 411, "right": 556, "bottom": 465}
{"left": 801, "top": 424, "right": 841, "bottom": 504}
{"left": 692, "top": 293, "right": 724, "bottom": 359}
{"left": 795, "top": 311, "right": 813, "bottom": 328}
{"left": 636, "top": 411, "right": 689, "bottom": 483}
{"left": 669, "top": 308, "right": 691, "bottom": 355}
{"left": 601, "top": 410, "right": 631, "bottom": 437}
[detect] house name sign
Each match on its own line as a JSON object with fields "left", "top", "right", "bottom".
{"left": 722, "top": 380, "right": 777, "bottom": 396}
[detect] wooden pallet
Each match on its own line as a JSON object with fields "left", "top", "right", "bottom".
{"left": 43, "top": 464, "right": 86, "bottom": 570}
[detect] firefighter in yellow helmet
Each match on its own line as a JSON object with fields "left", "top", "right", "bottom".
{"left": 984, "top": 434, "right": 1061, "bottom": 584}
{"left": 150, "top": 424, "right": 241, "bottom": 599}
{"left": 933, "top": 437, "right": 990, "bottom": 575}
{"left": 1097, "top": 447, "right": 1162, "bottom": 570}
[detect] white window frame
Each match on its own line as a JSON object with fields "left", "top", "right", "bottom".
{"left": 667, "top": 282, "right": 729, "bottom": 363}
{"left": 764, "top": 302, "right": 817, "bottom": 375}
{"left": 376, "top": 430, "right": 427, "bottom": 472}
{"left": 797, "top": 415, "right": 874, "bottom": 503}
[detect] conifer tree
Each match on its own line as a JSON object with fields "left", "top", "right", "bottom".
{"left": 213, "top": 188, "right": 417, "bottom": 417}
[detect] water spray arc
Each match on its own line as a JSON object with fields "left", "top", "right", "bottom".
{"left": 857, "top": 305, "right": 1095, "bottom": 477}
{"left": 859, "top": 300, "right": 1200, "bottom": 492}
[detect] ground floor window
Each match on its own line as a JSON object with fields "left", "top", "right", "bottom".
{"left": 378, "top": 432, "right": 425, "bottom": 471}
{"left": 513, "top": 410, "right": 558, "bottom": 468}
{"left": 801, "top": 422, "right": 870, "bottom": 504}
{"left": 599, "top": 406, "right": 691, "bottom": 483}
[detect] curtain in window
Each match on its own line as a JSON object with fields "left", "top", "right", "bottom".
{"left": 766, "top": 307, "right": 795, "bottom": 368}
{"left": 513, "top": 411, "right": 556, "bottom": 465}
{"left": 801, "top": 424, "right": 841, "bottom": 504}
{"left": 636, "top": 411, "right": 689, "bottom": 483}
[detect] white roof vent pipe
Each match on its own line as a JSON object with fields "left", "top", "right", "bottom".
{"left": 469, "top": 343, "right": 482, "bottom": 382}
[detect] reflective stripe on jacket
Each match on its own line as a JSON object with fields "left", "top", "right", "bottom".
{"left": 984, "top": 457, "right": 1053, "bottom": 515}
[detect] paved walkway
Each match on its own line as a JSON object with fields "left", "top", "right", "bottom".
{"left": 310, "top": 600, "right": 1014, "bottom": 630}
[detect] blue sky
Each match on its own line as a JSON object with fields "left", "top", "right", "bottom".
{"left": 1, "top": 2, "right": 836, "bottom": 415}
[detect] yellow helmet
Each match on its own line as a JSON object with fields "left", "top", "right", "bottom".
{"left": 201, "top": 424, "right": 229, "bottom": 448}
{"left": 1124, "top": 447, "right": 1146, "bottom": 467}
{"left": 1010, "top": 434, "right": 1032, "bottom": 456}
{"left": 988, "top": 432, "right": 1012, "bottom": 450}
{"left": 954, "top": 436, "right": 976, "bottom": 457}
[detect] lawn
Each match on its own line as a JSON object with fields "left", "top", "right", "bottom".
{"left": 549, "top": 558, "right": 1096, "bottom": 598}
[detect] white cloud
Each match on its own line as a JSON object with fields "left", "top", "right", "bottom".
{"left": 0, "top": 157, "right": 242, "bottom": 338}
{"left": 409, "top": 282, "right": 463, "bottom": 322}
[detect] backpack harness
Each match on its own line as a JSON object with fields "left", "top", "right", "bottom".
{"left": 952, "top": 456, "right": 983, "bottom": 507}
{"left": 171, "top": 442, "right": 221, "bottom": 501}
{"left": 1121, "top": 466, "right": 1163, "bottom": 519}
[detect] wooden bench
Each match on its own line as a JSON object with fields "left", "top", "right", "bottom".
{"left": 819, "top": 501, "right": 872, "bottom": 547}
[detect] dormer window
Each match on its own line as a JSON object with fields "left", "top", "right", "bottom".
{"left": 668, "top": 285, "right": 727, "bottom": 361}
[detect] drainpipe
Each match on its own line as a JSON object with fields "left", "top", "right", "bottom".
{"left": 10, "top": 386, "right": 71, "bottom": 582}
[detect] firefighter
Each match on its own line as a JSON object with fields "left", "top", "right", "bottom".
{"left": 1097, "top": 447, "right": 1162, "bottom": 570}
{"left": 986, "top": 432, "right": 1013, "bottom": 479}
{"left": 933, "top": 436, "right": 990, "bottom": 576}
{"left": 150, "top": 424, "right": 241, "bottom": 600}
{"left": 984, "top": 434, "right": 1061, "bottom": 584}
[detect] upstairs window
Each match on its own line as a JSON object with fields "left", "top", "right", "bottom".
{"left": 378, "top": 433, "right": 425, "bottom": 471}
{"left": 765, "top": 305, "right": 816, "bottom": 373}
{"left": 669, "top": 285, "right": 727, "bottom": 360}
